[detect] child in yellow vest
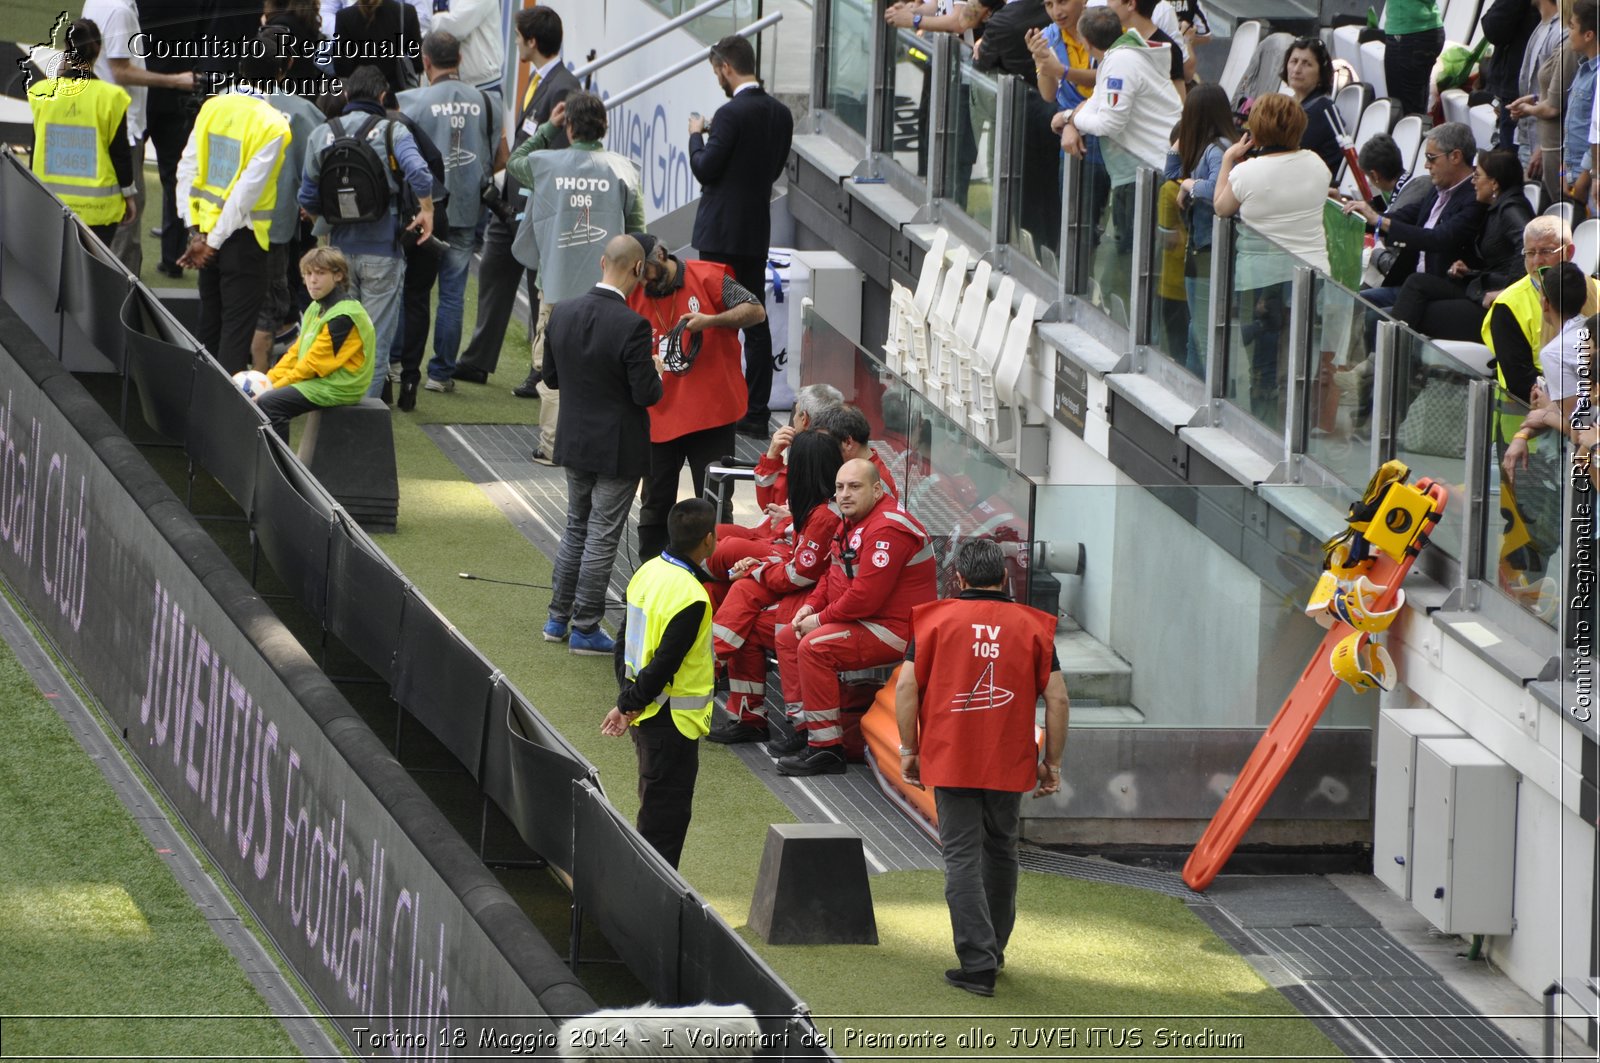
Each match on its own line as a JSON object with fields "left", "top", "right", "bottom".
{"left": 255, "top": 247, "right": 375, "bottom": 436}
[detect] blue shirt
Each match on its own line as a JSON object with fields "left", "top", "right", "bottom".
{"left": 298, "top": 101, "right": 435, "bottom": 258}
{"left": 1042, "top": 24, "right": 1103, "bottom": 166}
{"left": 1565, "top": 55, "right": 1597, "bottom": 174}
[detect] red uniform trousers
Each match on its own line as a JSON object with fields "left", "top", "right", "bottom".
{"left": 777, "top": 620, "right": 905, "bottom": 747}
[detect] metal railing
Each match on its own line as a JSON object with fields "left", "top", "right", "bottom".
{"left": 601, "top": 11, "right": 783, "bottom": 111}
{"left": 576, "top": 0, "right": 746, "bottom": 82}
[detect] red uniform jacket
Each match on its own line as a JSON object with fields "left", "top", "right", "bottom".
{"left": 805, "top": 493, "right": 936, "bottom": 642}
{"left": 911, "top": 595, "right": 1058, "bottom": 791}
{"left": 627, "top": 259, "right": 747, "bottom": 443}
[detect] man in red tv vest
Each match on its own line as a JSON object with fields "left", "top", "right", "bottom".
{"left": 628, "top": 232, "right": 766, "bottom": 560}
{"left": 895, "top": 538, "right": 1069, "bottom": 998}
{"left": 775, "top": 458, "right": 937, "bottom": 776}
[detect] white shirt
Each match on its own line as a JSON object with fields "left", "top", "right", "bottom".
{"left": 1540, "top": 314, "right": 1592, "bottom": 403}
{"left": 430, "top": 0, "right": 503, "bottom": 87}
{"left": 81, "top": 0, "right": 146, "bottom": 143}
{"left": 1071, "top": 40, "right": 1183, "bottom": 177}
{"left": 1228, "top": 150, "right": 1334, "bottom": 280}
{"left": 175, "top": 86, "right": 289, "bottom": 249}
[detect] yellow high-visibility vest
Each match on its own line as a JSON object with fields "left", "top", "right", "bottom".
{"left": 622, "top": 554, "right": 714, "bottom": 739}
{"left": 1483, "top": 273, "right": 1600, "bottom": 442}
{"left": 27, "top": 75, "right": 131, "bottom": 226}
{"left": 189, "top": 90, "right": 290, "bottom": 251}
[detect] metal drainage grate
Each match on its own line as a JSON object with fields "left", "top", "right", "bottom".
{"left": 1018, "top": 846, "right": 1207, "bottom": 901}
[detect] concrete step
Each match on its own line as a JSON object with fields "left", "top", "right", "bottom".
{"left": 1066, "top": 703, "right": 1145, "bottom": 726}
{"left": 1056, "top": 626, "right": 1133, "bottom": 707}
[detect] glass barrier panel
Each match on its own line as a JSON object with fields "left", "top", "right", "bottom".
{"left": 1303, "top": 274, "right": 1387, "bottom": 502}
{"left": 1005, "top": 84, "right": 1063, "bottom": 276}
{"left": 1224, "top": 220, "right": 1302, "bottom": 435}
{"left": 943, "top": 44, "right": 997, "bottom": 230}
{"left": 1081, "top": 149, "right": 1133, "bottom": 330}
{"left": 827, "top": 0, "right": 872, "bottom": 138}
{"left": 1487, "top": 387, "right": 1566, "bottom": 628}
{"left": 1390, "top": 330, "right": 1473, "bottom": 563}
{"left": 887, "top": 28, "right": 935, "bottom": 178}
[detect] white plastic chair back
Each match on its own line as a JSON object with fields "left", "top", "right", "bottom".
{"left": 1525, "top": 181, "right": 1546, "bottom": 214}
{"left": 1354, "top": 98, "right": 1395, "bottom": 150}
{"left": 1573, "top": 218, "right": 1600, "bottom": 276}
{"left": 1359, "top": 40, "right": 1388, "bottom": 98}
{"left": 1442, "top": 0, "right": 1482, "bottom": 48}
{"left": 912, "top": 228, "right": 948, "bottom": 318}
{"left": 1439, "top": 87, "right": 1469, "bottom": 127}
{"left": 1391, "top": 114, "right": 1424, "bottom": 176}
{"left": 954, "top": 259, "right": 992, "bottom": 348}
{"left": 1334, "top": 83, "right": 1370, "bottom": 139}
{"left": 1467, "top": 103, "right": 1495, "bottom": 158}
{"left": 1544, "top": 202, "right": 1574, "bottom": 227}
{"left": 1432, "top": 340, "right": 1494, "bottom": 376}
{"left": 930, "top": 243, "right": 967, "bottom": 328}
{"left": 974, "top": 276, "right": 1014, "bottom": 374}
{"left": 1332, "top": 25, "right": 1364, "bottom": 74}
{"left": 994, "top": 293, "right": 1037, "bottom": 407}
{"left": 1218, "top": 21, "right": 1262, "bottom": 99}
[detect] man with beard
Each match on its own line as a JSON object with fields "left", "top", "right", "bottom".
{"left": 687, "top": 35, "right": 793, "bottom": 437}
{"left": 627, "top": 233, "right": 766, "bottom": 560}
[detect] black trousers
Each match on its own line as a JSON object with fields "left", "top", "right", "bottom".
{"left": 255, "top": 384, "right": 320, "bottom": 440}
{"left": 1385, "top": 28, "right": 1445, "bottom": 117}
{"left": 147, "top": 87, "right": 195, "bottom": 269}
{"left": 197, "top": 229, "right": 268, "bottom": 374}
{"left": 637, "top": 422, "right": 738, "bottom": 560}
{"left": 631, "top": 716, "right": 700, "bottom": 870}
{"left": 1391, "top": 271, "right": 1486, "bottom": 341}
{"left": 395, "top": 239, "right": 441, "bottom": 387}
{"left": 699, "top": 252, "right": 772, "bottom": 424}
{"left": 456, "top": 215, "right": 535, "bottom": 376}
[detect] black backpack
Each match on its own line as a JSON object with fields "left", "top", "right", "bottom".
{"left": 317, "top": 115, "right": 390, "bottom": 224}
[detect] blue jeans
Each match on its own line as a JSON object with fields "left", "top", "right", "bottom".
{"left": 550, "top": 469, "right": 639, "bottom": 631}
{"left": 348, "top": 252, "right": 404, "bottom": 397}
{"left": 934, "top": 787, "right": 1023, "bottom": 973}
{"left": 428, "top": 236, "right": 474, "bottom": 381}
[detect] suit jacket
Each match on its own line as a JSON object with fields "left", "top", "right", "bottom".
{"left": 504, "top": 60, "right": 581, "bottom": 209}
{"left": 541, "top": 287, "right": 663, "bottom": 477}
{"left": 689, "top": 85, "right": 793, "bottom": 258}
{"left": 1379, "top": 178, "right": 1487, "bottom": 285}
{"left": 972, "top": 0, "right": 1050, "bottom": 83}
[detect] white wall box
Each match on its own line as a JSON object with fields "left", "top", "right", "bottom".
{"left": 1409, "top": 736, "right": 1517, "bottom": 935}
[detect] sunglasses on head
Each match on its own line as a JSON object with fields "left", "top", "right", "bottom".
{"left": 1290, "top": 36, "right": 1329, "bottom": 53}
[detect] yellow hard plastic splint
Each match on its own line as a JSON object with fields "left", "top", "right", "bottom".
{"left": 1329, "top": 576, "right": 1404, "bottom": 633}
{"left": 1321, "top": 459, "right": 1412, "bottom": 571}
{"left": 1364, "top": 480, "right": 1439, "bottom": 562}
{"left": 1330, "top": 630, "right": 1396, "bottom": 693}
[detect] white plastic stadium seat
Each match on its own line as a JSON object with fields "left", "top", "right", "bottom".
{"left": 1218, "top": 21, "right": 1262, "bottom": 100}
{"left": 1332, "top": 26, "right": 1363, "bottom": 74}
{"left": 1467, "top": 103, "right": 1495, "bottom": 158}
{"left": 912, "top": 228, "right": 948, "bottom": 319}
{"left": 1441, "top": 0, "right": 1483, "bottom": 50}
{"left": 1359, "top": 41, "right": 1388, "bottom": 98}
{"left": 1390, "top": 114, "right": 1424, "bottom": 177}
{"left": 1525, "top": 181, "right": 1545, "bottom": 214}
{"left": 1573, "top": 218, "right": 1600, "bottom": 277}
{"left": 1439, "top": 87, "right": 1469, "bottom": 127}
{"left": 1339, "top": 99, "right": 1397, "bottom": 197}
{"left": 1544, "top": 202, "right": 1574, "bottom": 227}
{"left": 1334, "top": 82, "right": 1371, "bottom": 141}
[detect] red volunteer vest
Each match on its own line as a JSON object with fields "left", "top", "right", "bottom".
{"left": 628, "top": 259, "right": 748, "bottom": 443}
{"left": 911, "top": 597, "right": 1057, "bottom": 791}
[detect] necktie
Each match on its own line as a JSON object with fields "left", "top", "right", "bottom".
{"left": 523, "top": 71, "right": 541, "bottom": 113}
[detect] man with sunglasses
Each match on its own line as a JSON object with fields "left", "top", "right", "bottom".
{"left": 774, "top": 459, "right": 937, "bottom": 775}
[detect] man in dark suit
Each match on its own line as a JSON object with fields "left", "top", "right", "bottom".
{"left": 540, "top": 235, "right": 664, "bottom": 657}
{"left": 972, "top": 0, "right": 1049, "bottom": 81}
{"left": 688, "top": 35, "right": 793, "bottom": 437}
{"left": 453, "top": 6, "right": 579, "bottom": 389}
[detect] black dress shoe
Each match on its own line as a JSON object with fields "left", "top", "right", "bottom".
{"left": 734, "top": 417, "right": 770, "bottom": 439}
{"left": 512, "top": 371, "right": 542, "bottom": 398}
{"left": 451, "top": 366, "right": 488, "bottom": 384}
{"left": 397, "top": 380, "right": 418, "bottom": 412}
{"left": 944, "top": 968, "right": 996, "bottom": 997}
{"left": 155, "top": 261, "right": 183, "bottom": 279}
{"left": 765, "top": 731, "right": 807, "bottom": 757}
{"left": 775, "top": 745, "right": 847, "bottom": 776}
{"left": 707, "top": 721, "right": 770, "bottom": 745}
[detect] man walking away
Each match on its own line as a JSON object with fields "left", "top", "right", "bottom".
{"left": 688, "top": 35, "right": 793, "bottom": 437}
{"left": 602, "top": 499, "right": 718, "bottom": 870}
{"left": 541, "top": 235, "right": 663, "bottom": 656}
{"left": 896, "top": 538, "right": 1069, "bottom": 998}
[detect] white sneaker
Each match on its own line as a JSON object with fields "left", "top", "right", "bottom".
{"left": 423, "top": 378, "right": 454, "bottom": 393}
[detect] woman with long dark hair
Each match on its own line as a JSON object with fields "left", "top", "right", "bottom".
{"left": 1166, "top": 82, "right": 1237, "bottom": 375}
{"left": 709, "top": 430, "right": 845, "bottom": 745}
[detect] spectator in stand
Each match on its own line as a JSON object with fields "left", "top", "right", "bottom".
{"left": 332, "top": 0, "right": 423, "bottom": 99}
{"left": 1514, "top": 0, "right": 1567, "bottom": 172}
{"left": 973, "top": 0, "right": 1050, "bottom": 78}
{"left": 81, "top": 0, "right": 197, "bottom": 277}
{"left": 1381, "top": 0, "right": 1445, "bottom": 116}
{"left": 776, "top": 459, "right": 938, "bottom": 776}
{"left": 811, "top": 404, "right": 901, "bottom": 499}
{"left": 1168, "top": 82, "right": 1236, "bottom": 375}
{"left": 1388, "top": 149, "right": 1535, "bottom": 342}
{"left": 1562, "top": 0, "right": 1598, "bottom": 219}
{"left": 1155, "top": 132, "right": 1189, "bottom": 365}
{"left": 27, "top": 19, "right": 135, "bottom": 248}
{"left": 382, "top": 82, "right": 449, "bottom": 412}
{"left": 1107, "top": 0, "right": 1187, "bottom": 100}
{"left": 175, "top": 40, "right": 291, "bottom": 374}
{"left": 1502, "top": 264, "right": 1597, "bottom": 486}
{"left": 741, "top": 383, "right": 844, "bottom": 539}
{"left": 1356, "top": 133, "right": 1434, "bottom": 213}
{"left": 256, "top": 247, "right": 376, "bottom": 435}
{"left": 298, "top": 65, "right": 436, "bottom": 402}
{"left": 708, "top": 430, "right": 844, "bottom": 745}
{"left": 1514, "top": 0, "right": 1581, "bottom": 209}
{"left": 1484, "top": 217, "right": 1600, "bottom": 445}
{"left": 540, "top": 236, "right": 663, "bottom": 658}
{"left": 1056, "top": 7, "right": 1183, "bottom": 178}
{"left": 1482, "top": 0, "right": 1540, "bottom": 154}
{"left": 1282, "top": 36, "right": 1342, "bottom": 184}
{"left": 895, "top": 538, "right": 1069, "bottom": 999}
{"left": 253, "top": 27, "right": 328, "bottom": 373}
{"left": 626, "top": 234, "right": 765, "bottom": 561}
{"left": 604, "top": 499, "right": 718, "bottom": 871}
{"left": 1028, "top": 0, "right": 1094, "bottom": 111}
{"left": 1213, "top": 94, "right": 1331, "bottom": 420}
{"left": 454, "top": 7, "right": 577, "bottom": 389}
{"left": 509, "top": 92, "right": 645, "bottom": 462}
{"left": 687, "top": 35, "right": 794, "bottom": 438}
{"left": 398, "top": 31, "right": 504, "bottom": 399}
{"left": 428, "top": 0, "right": 504, "bottom": 94}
